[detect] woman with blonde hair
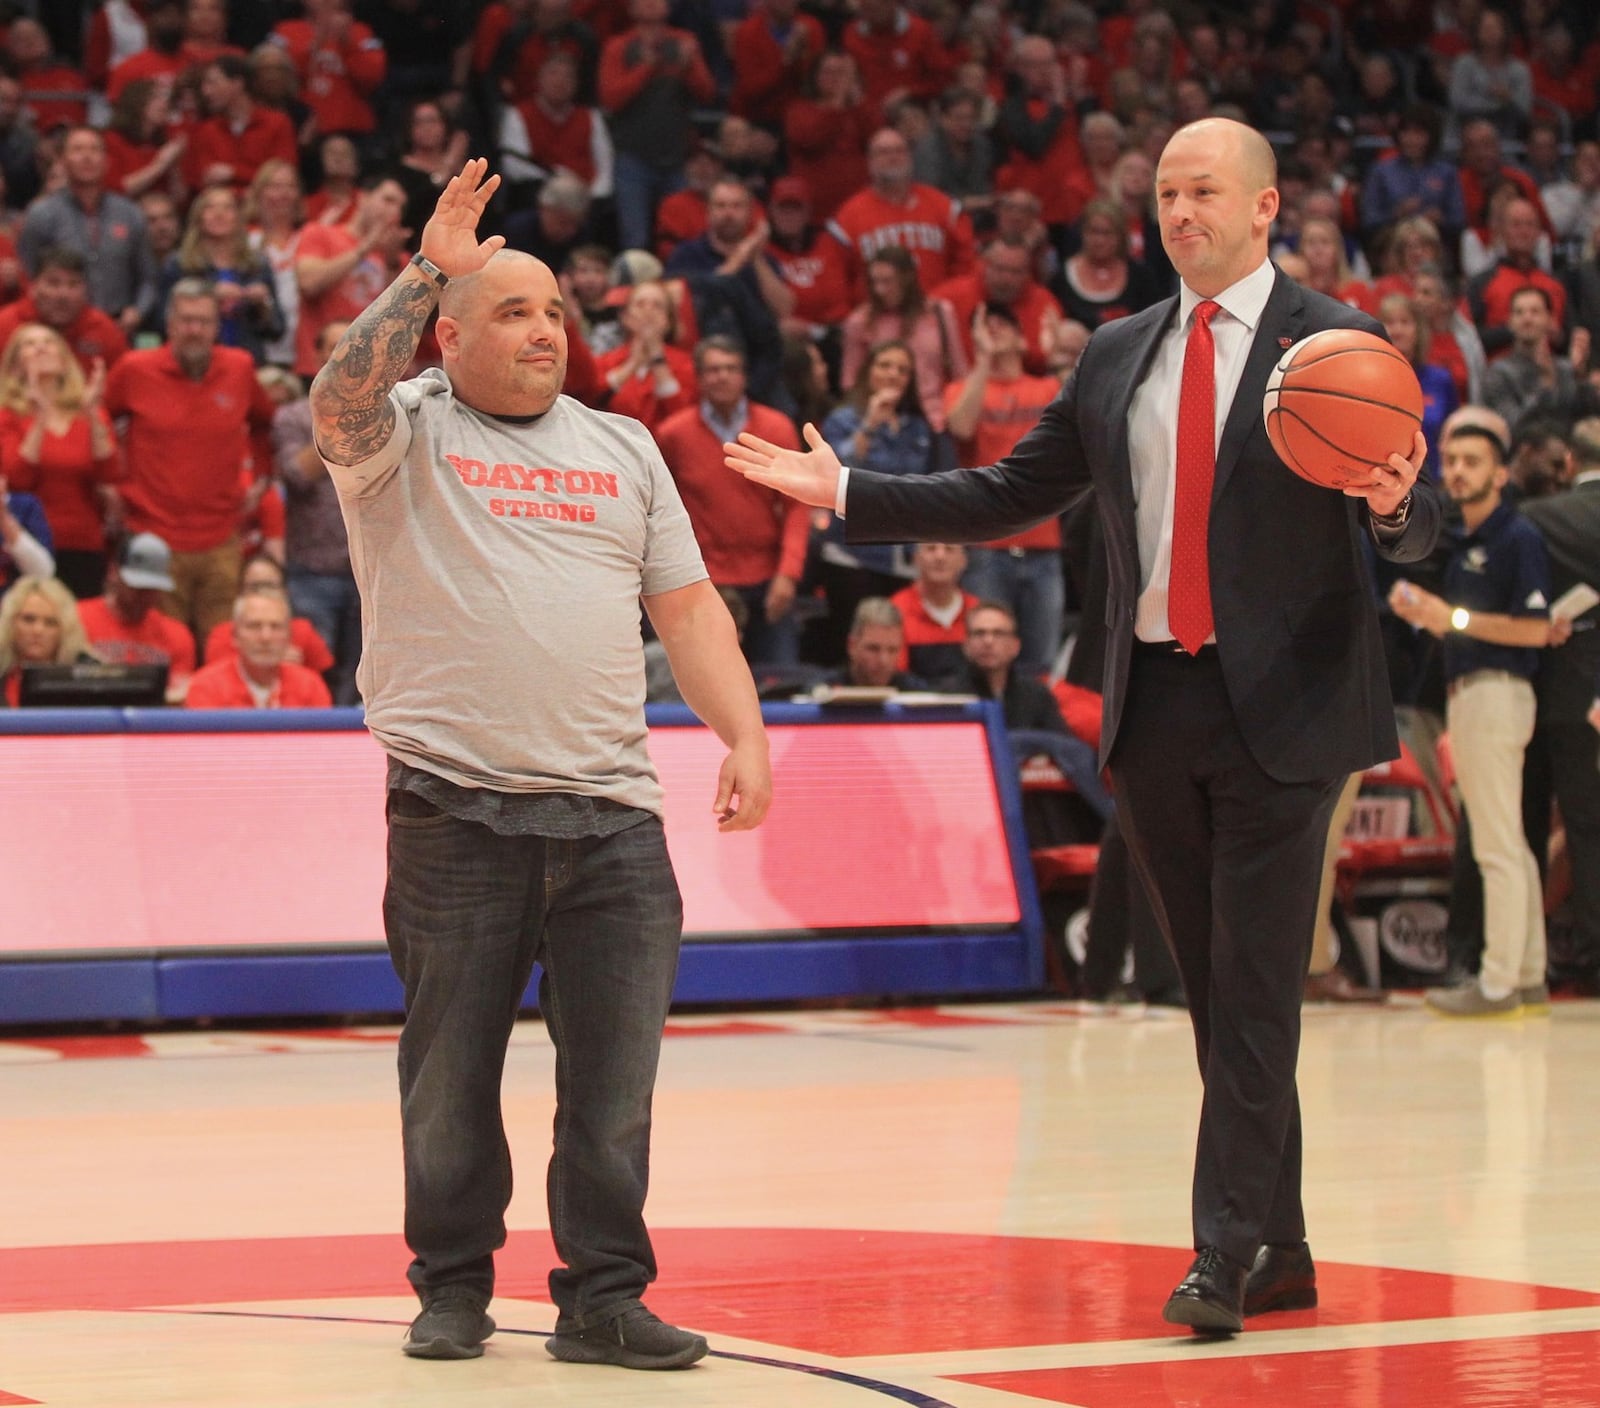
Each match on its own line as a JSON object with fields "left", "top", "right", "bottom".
{"left": 0, "top": 323, "right": 119, "bottom": 599}
{"left": 1299, "top": 215, "right": 1378, "bottom": 314}
{"left": 0, "top": 574, "right": 96, "bottom": 706}
{"left": 840, "top": 246, "right": 968, "bottom": 433}
{"left": 155, "top": 184, "right": 284, "bottom": 363}
{"left": 244, "top": 157, "right": 305, "bottom": 368}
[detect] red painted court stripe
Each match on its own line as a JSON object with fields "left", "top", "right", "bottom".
{"left": 0, "top": 1390, "right": 43, "bottom": 1404}
{"left": 3, "top": 1231, "right": 1596, "bottom": 1360}
{"left": 954, "top": 1329, "right": 1600, "bottom": 1408}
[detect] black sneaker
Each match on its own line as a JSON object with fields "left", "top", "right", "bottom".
{"left": 402, "top": 1295, "right": 496, "bottom": 1359}
{"left": 545, "top": 1305, "right": 707, "bottom": 1369}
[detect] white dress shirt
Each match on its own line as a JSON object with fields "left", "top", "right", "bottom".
{"left": 1128, "top": 257, "right": 1277, "bottom": 643}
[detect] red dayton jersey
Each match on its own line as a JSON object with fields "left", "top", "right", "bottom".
{"left": 827, "top": 184, "right": 976, "bottom": 298}
{"left": 768, "top": 230, "right": 853, "bottom": 328}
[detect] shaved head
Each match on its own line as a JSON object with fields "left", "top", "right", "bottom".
{"left": 439, "top": 248, "right": 549, "bottom": 320}
{"left": 1168, "top": 117, "right": 1278, "bottom": 193}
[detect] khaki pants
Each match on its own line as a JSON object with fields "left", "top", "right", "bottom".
{"left": 1309, "top": 771, "right": 1364, "bottom": 976}
{"left": 162, "top": 537, "right": 242, "bottom": 659}
{"left": 1448, "top": 672, "right": 1544, "bottom": 998}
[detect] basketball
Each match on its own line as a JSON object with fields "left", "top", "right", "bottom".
{"left": 1262, "top": 329, "right": 1423, "bottom": 490}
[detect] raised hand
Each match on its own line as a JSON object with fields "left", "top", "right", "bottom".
{"left": 419, "top": 158, "right": 505, "bottom": 279}
{"left": 724, "top": 422, "right": 843, "bottom": 509}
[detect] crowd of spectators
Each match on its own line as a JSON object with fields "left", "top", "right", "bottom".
{"left": 0, "top": 0, "right": 1597, "bottom": 988}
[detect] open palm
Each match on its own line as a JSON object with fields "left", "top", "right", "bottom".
{"left": 419, "top": 158, "right": 505, "bottom": 278}
{"left": 724, "top": 422, "right": 842, "bottom": 509}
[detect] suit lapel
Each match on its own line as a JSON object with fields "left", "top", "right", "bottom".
{"left": 1214, "top": 270, "right": 1304, "bottom": 498}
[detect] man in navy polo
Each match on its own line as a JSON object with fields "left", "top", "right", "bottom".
{"left": 1390, "top": 423, "right": 1560, "bottom": 1015}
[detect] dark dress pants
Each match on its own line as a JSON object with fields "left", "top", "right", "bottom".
{"left": 1109, "top": 648, "right": 1343, "bottom": 1268}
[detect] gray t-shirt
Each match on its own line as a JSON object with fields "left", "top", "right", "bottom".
{"left": 324, "top": 368, "right": 707, "bottom": 816}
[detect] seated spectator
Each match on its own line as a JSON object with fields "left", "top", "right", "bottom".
{"left": 0, "top": 247, "right": 128, "bottom": 377}
{"left": 185, "top": 585, "right": 334, "bottom": 709}
{"left": 654, "top": 336, "right": 808, "bottom": 667}
{"left": 783, "top": 49, "right": 875, "bottom": 223}
{"left": 651, "top": 141, "right": 723, "bottom": 262}
{"left": 991, "top": 186, "right": 1058, "bottom": 287}
{"left": 1482, "top": 287, "right": 1591, "bottom": 434}
{"left": 1373, "top": 215, "right": 1447, "bottom": 299}
{"left": 138, "top": 190, "right": 183, "bottom": 270}
{"left": 0, "top": 323, "right": 119, "bottom": 599}
{"left": 559, "top": 243, "right": 622, "bottom": 352}
{"left": 889, "top": 541, "right": 975, "bottom": 687}
{"left": 843, "top": 0, "right": 949, "bottom": 110}
{"left": 102, "top": 78, "right": 188, "bottom": 204}
{"left": 202, "top": 550, "right": 333, "bottom": 672}
{"left": 1542, "top": 140, "right": 1600, "bottom": 263}
{"left": 593, "top": 280, "right": 698, "bottom": 434}
{"left": 75, "top": 531, "right": 195, "bottom": 697}
{"left": 816, "top": 340, "right": 933, "bottom": 662}
{"left": 766, "top": 176, "right": 853, "bottom": 350}
{"left": 268, "top": 0, "right": 387, "bottom": 143}
{"left": 711, "top": 114, "right": 782, "bottom": 198}
{"left": 1053, "top": 197, "right": 1160, "bottom": 329}
{"left": 6, "top": 19, "right": 88, "bottom": 136}
{"left": 956, "top": 598, "right": 1112, "bottom": 822}
{"left": 822, "top": 596, "right": 927, "bottom": 690}
{"left": 1467, "top": 196, "right": 1568, "bottom": 358}
{"left": 498, "top": 52, "right": 613, "bottom": 210}
{"left": 1298, "top": 214, "right": 1378, "bottom": 315}
{"left": 840, "top": 246, "right": 966, "bottom": 433}
{"left": 778, "top": 331, "right": 836, "bottom": 435}
{"left": 914, "top": 88, "right": 994, "bottom": 221}
{"left": 1530, "top": 20, "right": 1598, "bottom": 135}
{"left": 183, "top": 53, "right": 297, "bottom": 196}
{"left": 157, "top": 185, "right": 284, "bottom": 364}
{"left": 0, "top": 475, "right": 54, "bottom": 593}
{"left": 0, "top": 574, "right": 95, "bottom": 705}
{"left": 1457, "top": 119, "right": 1552, "bottom": 251}
{"left": 1359, "top": 104, "right": 1465, "bottom": 245}
{"left": 1447, "top": 7, "right": 1532, "bottom": 141}
{"left": 1378, "top": 291, "right": 1458, "bottom": 478}
{"left": 502, "top": 172, "right": 598, "bottom": 274}
{"left": 829, "top": 126, "right": 976, "bottom": 301}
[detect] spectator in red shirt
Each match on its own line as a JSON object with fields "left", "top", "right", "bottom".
{"left": 185, "top": 585, "right": 334, "bottom": 709}
{"left": 87, "top": 0, "right": 161, "bottom": 98}
{"left": 729, "top": 0, "right": 825, "bottom": 131}
{"left": 1458, "top": 118, "right": 1552, "bottom": 244}
{"left": 293, "top": 173, "right": 410, "bottom": 378}
{"left": 995, "top": 35, "right": 1091, "bottom": 230}
{"left": 599, "top": 0, "right": 716, "bottom": 254}
{"left": 767, "top": 176, "right": 853, "bottom": 347}
{"left": 829, "top": 126, "right": 976, "bottom": 300}
{"left": 889, "top": 540, "right": 976, "bottom": 685}
{"left": 181, "top": 0, "right": 246, "bottom": 70}
{"left": 1467, "top": 196, "right": 1568, "bottom": 359}
{"left": 0, "top": 247, "right": 130, "bottom": 378}
{"left": 472, "top": 0, "right": 601, "bottom": 109}
{"left": 842, "top": 0, "right": 949, "bottom": 110}
{"left": 104, "top": 278, "right": 278, "bottom": 644}
{"left": 783, "top": 49, "right": 876, "bottom": 222}
{"left": 303, "top": 133, "right": 361, "bottom": 225}
{"left": 184, "top": 53, "right": 299, "bottom": 195}
{"left": 268, "top": 0, "right": 386, "bottom": 139}
{"left": 6, "top": 19, "right": 89, "bottom": 135}
{"left": 594, "top": 279, "right": 698, "bottom": 433}
{"left": 76, "top": 530, "right": 196, "bottom": 697}
{"left": 0, "top": 322, "right": 120, "bottom": 600}
{"left": 105, "top": 0, "right": 190, "bottom": 103}
{"left": 201, "top": 551, "right": 333, "bottom": 675}
{"left": 103, "top": 79, "right": 188, "bottom": 204}
{"left": 934, "top": 236, "right": 1064, "bottom": 375}
{"left": 497, "top": 51, "right": 613, "bottom": 209}
{"left": 1530, "top": 21, "right": 1599, "bottom": 129}
{"left": 654, "top": 335, "right": 808, "bottom": 666}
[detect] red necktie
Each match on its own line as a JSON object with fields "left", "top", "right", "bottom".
{"left": 1170, "top": 299, "right": 1220, "bottom": 655}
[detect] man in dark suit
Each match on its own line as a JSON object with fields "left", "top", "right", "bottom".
{"left": 728, "top": 118, "right": 1440, "bottom": 1334}
{"left": 1520, "top": 419, "right": 1600, "bottom": 990}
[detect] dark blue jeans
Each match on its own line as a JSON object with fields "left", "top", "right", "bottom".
{"left": 383, "top": 790, "right": 684, "bottom": 1327}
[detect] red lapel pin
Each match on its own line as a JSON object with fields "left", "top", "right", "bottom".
{"left": 1277, "top": 337, "right": 1294, "bottom": 348}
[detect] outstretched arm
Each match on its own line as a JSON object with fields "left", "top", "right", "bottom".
{"left": 310, "top": 158, "right": 504, "bottom": 466}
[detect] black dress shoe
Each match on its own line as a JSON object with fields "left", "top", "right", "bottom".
{"left": 1244, "top": 1242, "right": 1318, "bottom": 1315}
{"left": 1162, "top": 1247, "right": 1246, "bottom": 1334}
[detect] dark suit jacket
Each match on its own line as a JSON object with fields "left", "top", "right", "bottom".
{"left": 1521, "top": 478, "right": 1600, "bottom": 722}
{"left": 846, "top": 267, "right": 1442, "bottom": 784}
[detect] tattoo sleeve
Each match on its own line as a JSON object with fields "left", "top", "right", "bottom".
{"left": 310, "top": 269, "right": 439, "bottom": 466}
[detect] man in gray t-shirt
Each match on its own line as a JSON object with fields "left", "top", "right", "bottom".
{"left": 311, "top": 159, "right": 771, "bottom": 1370}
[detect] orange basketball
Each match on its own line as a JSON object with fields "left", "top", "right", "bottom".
{"left": 1261, "top": 329, "right": 1423, "bottom": 489}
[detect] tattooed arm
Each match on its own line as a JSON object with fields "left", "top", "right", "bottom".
{"left": 310, "top": 159, "right": 505, "bottom": 467}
